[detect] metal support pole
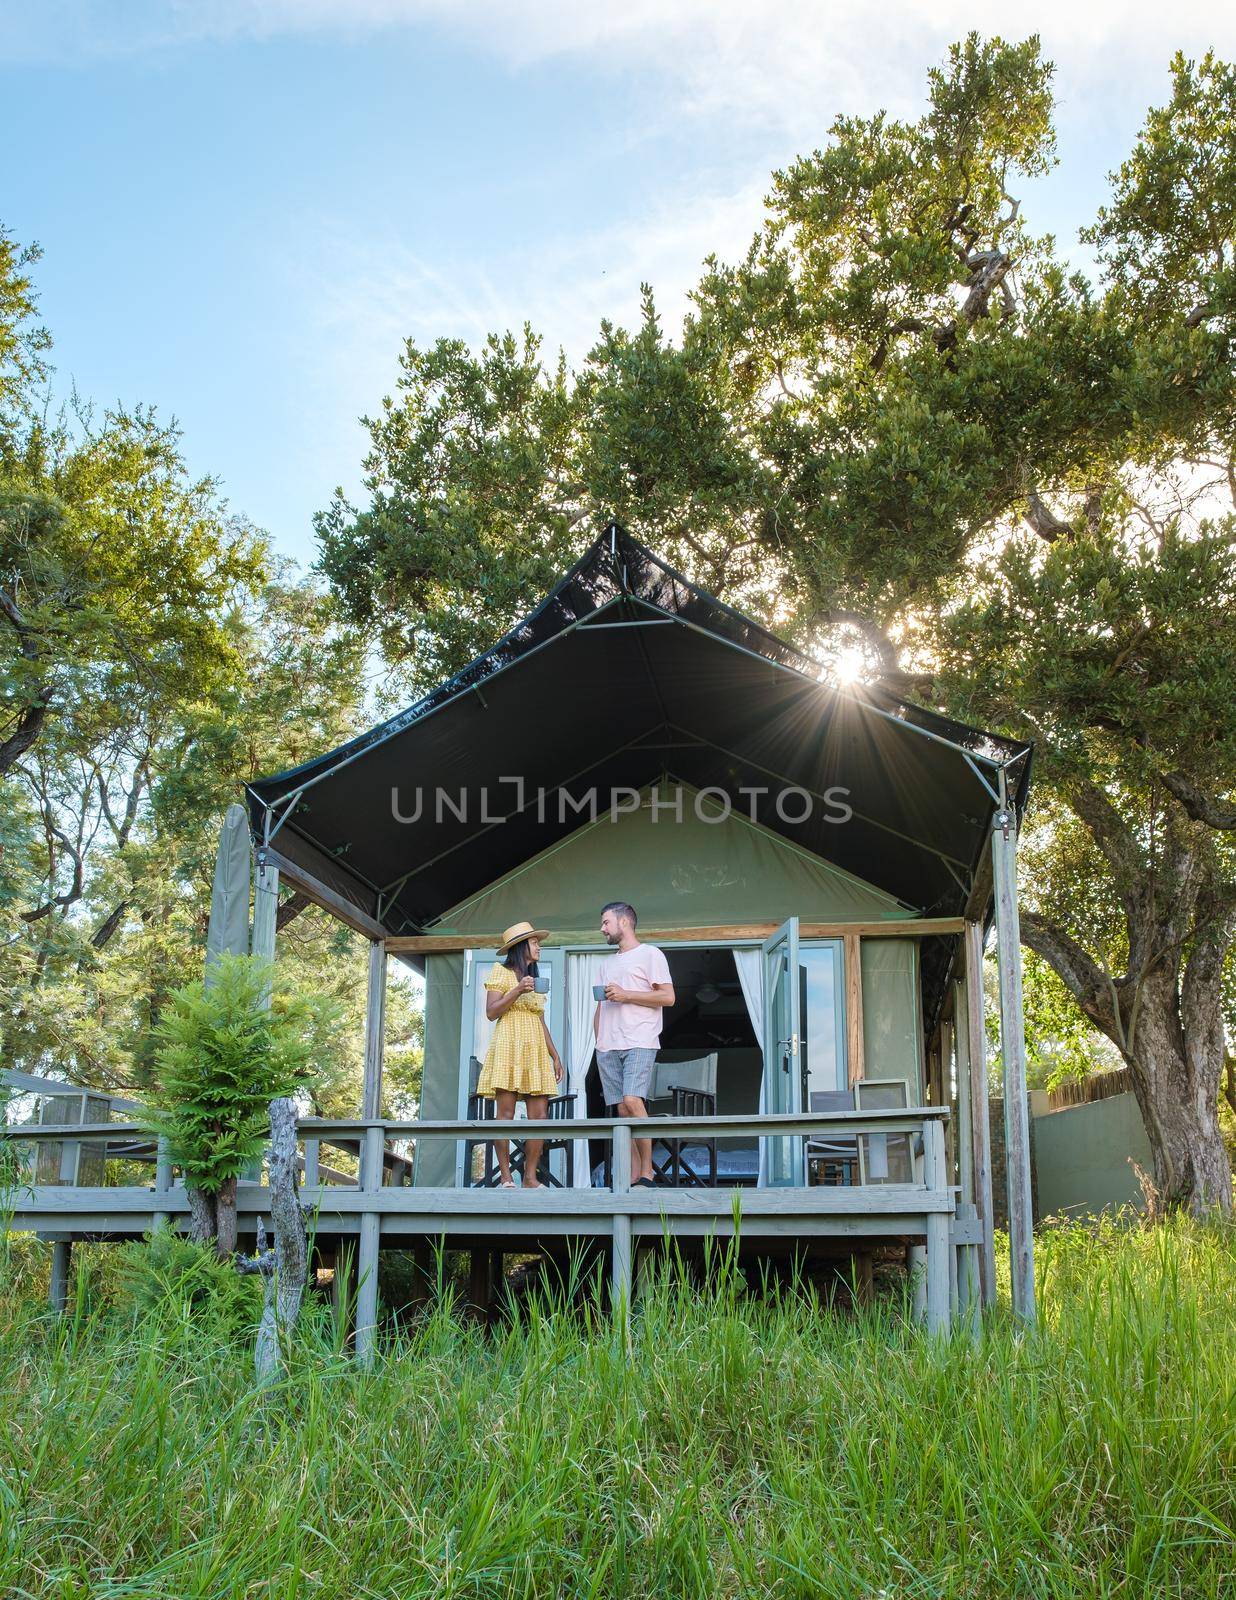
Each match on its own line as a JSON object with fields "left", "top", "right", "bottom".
{"left": 355, "top": 1123, "right": 383, "bottom": 1365}
{"left": 992, "top": 774, "right": 1036, "bottom": 1323}
{"left": 611, "top": 1122, "right": 632, "bottom": 1323}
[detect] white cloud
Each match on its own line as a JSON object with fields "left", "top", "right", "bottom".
{"left": 12, "top": 2, "right": 1235, "bottom": 140}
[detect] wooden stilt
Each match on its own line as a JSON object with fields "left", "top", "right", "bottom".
{"left": 355, "top": 1123, "right": 383, "bottom": 1365}
{"left": 909, "top": 1245, "right": 928, "bottom": 1322}
{"left": 467, "top": 1248, "right": 492, "bottom": 1319}
{"left": 992, "top": 775, "right": 1036, "bottom": 1324}
{"left": 611, "top": 1122, "right": 632, "bottom": 1324}
{"left": 49, "top": 1238, "right": 71, "bottom": 1313}
{"left": 923, "top": 1119, "right": 951, "bottom": 1335}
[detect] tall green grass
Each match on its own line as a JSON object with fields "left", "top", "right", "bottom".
{"left": 1, "top": 1218, "right": 1233, "bottom": 1598}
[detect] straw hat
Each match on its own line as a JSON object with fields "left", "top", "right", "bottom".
{"left": 496, "top": 920, "right": 549, "bottom": 953}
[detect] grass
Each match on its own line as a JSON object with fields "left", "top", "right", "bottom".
{"left": 0, "top": 1218, "right": 1234, "bottom": 1598}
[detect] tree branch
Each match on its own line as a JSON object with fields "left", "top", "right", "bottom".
{"left": 1020, "top": 911, "right": 1124, "bottom": 1042}
{"left": 1158, "top": 770, "right": 1236, "bottom": 831}
{"left": 1022, "top": 490, "right": 1075, "bottom": 542}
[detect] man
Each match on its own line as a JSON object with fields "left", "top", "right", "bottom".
{"left": 594, "top": 901, "right": 675, "bottom": 1187}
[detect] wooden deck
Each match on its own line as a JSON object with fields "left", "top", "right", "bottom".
{"left": 5, "top": 1109, "right": 984, "bottom": 1349}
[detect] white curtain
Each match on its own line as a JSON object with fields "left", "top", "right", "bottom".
{"left": 566, "top": 952, "right": 607, "bottom": 1188}
{"left": 733, "top": 949, "right": 771, "bottom": 1187}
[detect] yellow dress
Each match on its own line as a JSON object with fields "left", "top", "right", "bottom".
{"left": 476, "top": 963, "right": 558, "bottom": 1099}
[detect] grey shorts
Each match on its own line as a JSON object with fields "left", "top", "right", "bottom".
{"left": 596, "top": 1047, "right": 657, "bottom": 1106}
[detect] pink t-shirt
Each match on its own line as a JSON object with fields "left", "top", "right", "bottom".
{"left": 596, "top": 943, "right": 673, "bottom": 1051}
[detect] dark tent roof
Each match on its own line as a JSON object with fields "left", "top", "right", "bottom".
{"left": 248, "top": 526, "right": 1031, "bottom": 1030}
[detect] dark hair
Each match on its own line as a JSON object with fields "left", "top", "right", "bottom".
{"left": 601, "top": 901, "right": 638, "bottom": 929}
{"left": 502, "top": 938, "right": 540, "bottom": 982}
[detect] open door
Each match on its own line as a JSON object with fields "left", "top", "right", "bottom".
{"left": 761, "top": 917, "right": 802, "bottom": 1186}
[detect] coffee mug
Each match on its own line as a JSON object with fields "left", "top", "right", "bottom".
{"left": 593, "top": 983, "right": 607, "bottom": 1001}
{"left": 533, "top": 975, "right": 550, "bottom": 994}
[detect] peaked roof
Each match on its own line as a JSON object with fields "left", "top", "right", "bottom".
{"left": 248, "top": 526, "right": 1032, "bottom": 1021}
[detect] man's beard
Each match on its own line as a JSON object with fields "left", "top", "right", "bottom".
{"left": 603, "top": 930, "right": 620, "bottom": 945}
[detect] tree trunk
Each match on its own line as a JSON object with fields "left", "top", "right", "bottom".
{"left": 1125, "top": 979, "right": 1232, "bottom": 1216}
{"left": 268, "top": 1096, "right": 307, "bottom": 1332}
{"left": 186, "top": 1185, "right": 217, "bottom": 1245}
{"left": 215, "top": 1174, "right": 238, "bottom": 1257}
{"left": 1024, "top": 900, "right": 1234, "bottom": 1220}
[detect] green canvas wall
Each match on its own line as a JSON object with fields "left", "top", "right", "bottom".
{"left": 413, "top": 951, "right": 464, "bottom": 1188}
{"left": 860, "top": 939, "right": 924, "bottom": 1099}
{"left": 432, "top": 786, "right": 911, "bottom": 939}
{"left": 415, "top": 795, "right": 925, "bottom": 1188}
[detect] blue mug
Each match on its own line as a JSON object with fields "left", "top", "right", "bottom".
{"left": 533, "top": 975, "right": 550, "bottom": 994}
{"left": 593, "top": 982, "right": 607, "bottom": 1001}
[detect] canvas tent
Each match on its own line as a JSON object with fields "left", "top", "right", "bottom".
{"left": 247, "top": 524, "right": 1032, "bottom": 1038}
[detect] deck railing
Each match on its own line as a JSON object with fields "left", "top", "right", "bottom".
{"left": 2, "top": 1109, "right": 978, "bottom": 1343}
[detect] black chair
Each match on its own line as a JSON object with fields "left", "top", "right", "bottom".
{"left": 647, "top": 1054, "right": 719, "bottom": 1187}
{"left": 464, "top": 1055, "right": 578, "bottom": 1188}
{"left": 806, "top": 1089, "right": 858, "bottom": 1186}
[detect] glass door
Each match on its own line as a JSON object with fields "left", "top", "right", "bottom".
{"left": 760, "top": 918, "right": 801, "bottom": 1186}
{"left": 456, "top": 945, "right": 566, "bottom": 1184}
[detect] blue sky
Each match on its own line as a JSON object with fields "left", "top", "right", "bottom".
{"left": 3, "top": 1, "right": 1233, "bottom": 568}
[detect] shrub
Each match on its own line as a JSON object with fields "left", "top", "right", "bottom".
{"left": 113, "top": 1230, "right": 261, "bottom": 1339}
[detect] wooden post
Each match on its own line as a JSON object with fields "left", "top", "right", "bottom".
{"left": 844, "top": 932, "right": 865, "bottom": 1085}
{"left": 941, "top": 1019, "right": 956, "bottom": 1183}
{"left": 611, "top": 1122, "right": 632, "bottom": 1323}
{"left": 153, "top": 1137, "right": 173, "bottom": 1231}
{"left": 923, "top": 1119, "right": 951, "bottom": 1335}
{"left": 992, "top": 775, "right": 1036, "bottom": 1324}
{"left": 251, "top": 855, "right": 279, "bottom": 971}
{"left": 303, "top": 1136, "right": 320, "bottom": 1189}
{"left": 467, "top": 1248, "right": 493, "bottom": 1320}
{"left": 49, "top": 1238, "right": 72, "bottom": 1313}
{"left": 362, "top": 940, "right": 387, "bottom": 1119}
{"left": 964, "top": 921, "right": 997, "bottom": 1306}
{"left": 355, "top": 1122, "right": 383, "bottom": 1364}
{"left": 952, "top": 986, "right": 974, "bottom": 1206}
{"left": 909, "top": 1245, "right": 928, "bottom": 1321}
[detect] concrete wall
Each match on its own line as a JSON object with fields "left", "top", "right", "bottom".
{"left": 1032, "top": 1091, "right": 1152, "bottom": 1219}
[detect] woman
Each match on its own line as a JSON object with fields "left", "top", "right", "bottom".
{"left": 476, "top": 920, "right": 564, "bottom": 1187}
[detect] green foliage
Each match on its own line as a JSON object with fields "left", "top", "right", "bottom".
{"left": 150, "top": 953, "right": 321, "bottom": 1194}
{"left": 112, "top": 1229, "right": 261, "bottom": 1337}
{"left": 1, "top": 1220, "right": 1234, "bottom": 1595}
{"left": 317, "top": 38, "right": 1236, "bottom": 1201}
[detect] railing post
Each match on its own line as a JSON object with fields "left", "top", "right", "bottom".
{"left": 303, "top": 1136, "right": 320, "bottom": 1189}
{"left": 355, "top": 1123, "right": 383, "bottom": 1366}
{"left": 923, "top": 1118, "right": 951, "bottom": 1336}
{"left": 152, "top": 1137, "right": 172, "bottom": 1231}
{"left": 611, "top": 1121, "right": 632, "bottom": 1324}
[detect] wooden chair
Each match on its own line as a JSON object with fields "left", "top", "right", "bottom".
{"left": 646, "top": 1054, "right": 719, "bottom": 1187}
{"left": 464, "top": 1055, "right": 578, "bottom": 1188}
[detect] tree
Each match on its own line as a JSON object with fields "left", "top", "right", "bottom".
{"left": 319, "top": 38, "right": 1235, "bottom": 1213}
{"left": 151, "top": 954, "right": 323, "bottom": 1256}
